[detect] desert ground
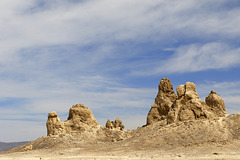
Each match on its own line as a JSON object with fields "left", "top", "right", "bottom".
{"left": 1, "top": 139, "right": 240, "bottom": 160}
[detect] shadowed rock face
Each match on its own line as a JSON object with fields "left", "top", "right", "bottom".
{"left": 46, "top": 104, "right": 99, "bottom": 136}
{"left": 206, "top": 90, "right": 226, "bottom": 117}
{"left": 46, "top": 111, "right": 66, "bottom": 136}
{"left": 105, "top": 118, "right": 125, "bottom": 130}
{"left": 167, "top": 82, "right": 216, "bottom": 124}
{"left": 147, "top": 78, "right": 227, "bottom": 125}
{"left": 147, "top": 78, "right": 177, "bottom": 125}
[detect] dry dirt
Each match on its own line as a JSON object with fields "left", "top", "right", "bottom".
{"left": 0, "top": 140, "right": 240, "bottom": 160}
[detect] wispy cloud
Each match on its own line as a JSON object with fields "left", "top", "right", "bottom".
{"left": 155, "top": 42, "right": 240, "bottom": 74}
{"left": 0, "top": 0, "right": 240, "bottom": 142}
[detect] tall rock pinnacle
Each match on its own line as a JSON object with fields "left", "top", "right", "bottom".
{"left": 147, "top": 78, "right": 227, "bottom": 125}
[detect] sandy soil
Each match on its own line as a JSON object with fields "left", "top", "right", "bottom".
{"left": 1, "top": 139, "right": 240, "bottom": 160}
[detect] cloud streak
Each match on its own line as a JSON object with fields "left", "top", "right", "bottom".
{"left": 0, "top": 0, "right": 240, "bottom": 142}
{"left": 155, "top": 42, "right": 240, "bottom": 74}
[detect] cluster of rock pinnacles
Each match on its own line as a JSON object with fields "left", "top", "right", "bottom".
{"left": 46, "top": 104, "right": 125, "bottom": 136}
{"left": 46, "top": 78, "right": 226, "bottom": 136}
{"left": 147, "top": 78, "right": 226, "bottom": 125}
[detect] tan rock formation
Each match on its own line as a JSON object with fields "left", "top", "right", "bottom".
{"left": 147, "top": 78, "right": 177, "bottom": 125}
{"left": 106, "top": 118, "right": 125, "bottom": 130}
{"left": 105, "top": 119, "right": 113, "bottom": 129}
{"left": 46, "top": 104, "right": 99, "bottom": 136}
{"left": 64, "top": 104, "right": 99, "bottom": 133}
{"left": 46, "top": 111, "right": 66, "bottom": 136}
{"left": 167, "top": 82, "right": 216, "bottom": 124}
{"left": 206, "top": 90, "right": 226, "bottom": 117}
{"left": 147, "top": 79, "right": 227, "bottom": 125}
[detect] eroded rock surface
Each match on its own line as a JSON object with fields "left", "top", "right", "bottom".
{"left": 46, "top": 104, "right": 99, "bottom": 136}
{"left": 46, "top": 111, "right": 66, "bottom": 136}
{"left": 147, "top": 78, "right": 177, "bottom": 125}
{"left": 167, "top": 82, "right": 216, "bottom": 124}
{"left": 147, "top": 78, "right": 227, "bottom": 125}
{"left": 206, "top": 90, "right": 226, "bottom": 117}
{"left": 46, "top": 104, "right": 130, "bottom": 142}
{"left": 64, "top": 104, "right": 99, "bottom": 133}
{"left": 106, "top": 118, "right": 125, "bottom": 130}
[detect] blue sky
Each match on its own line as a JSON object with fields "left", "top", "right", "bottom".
{"left": 0, "top": 0, "right": 240, "bottom": 142}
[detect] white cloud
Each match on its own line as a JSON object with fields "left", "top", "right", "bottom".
{"left": 0, "top": 0, "right": 240, "bottom": 142}
{"left": 152, "top": 42, "right": 240, "bottom": 74}
{"left": 1, "top": 0, "right": 240, "bottom": 54}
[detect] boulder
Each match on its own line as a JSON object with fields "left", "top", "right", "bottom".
{"left": 147, "top": 78, "right": 177, "bottom": 125}
{"left": 205, "top": 90, "right": 226, "bottom": 117}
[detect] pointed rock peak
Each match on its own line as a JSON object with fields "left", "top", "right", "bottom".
{"left": 105, "top": 118, "right": 125, "bottom": 130}
{"left": 106, "top": 119, "right": 112, "bottom": 128}
{"left": 158, "top": 78, "right": 175, "bottom": 94}
{"left": 147, "top": 78, "right": 177, "bottom": 125}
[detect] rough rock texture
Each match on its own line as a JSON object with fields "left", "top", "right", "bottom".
{"left": 46, "top": 104, "right": 130, "bottom": 142}
{"left": 10, "top": 114, "right": 240, "bottom": 153}
{"left": 147, "top": 78, "right": 227, "bottom": 125}
{"left": 135, "top": 114, "right": 240, "bottom": 148}
{"left": 46, "top": 111, "right": 66, "bottom": 136}
{"left": 206, "top": 90, "right": 226, "bottom": 117}
{"left": 106, "top": 118, "right": 125, "bottom": 130}
{"left": 64, "top": 104, "right": 99, "bottom": 133}
{"left": 46, "top": 104, "right": 99, "bottom": 136}
{"left": 147, "top": 78, "right": 177, "bottom": 125}
{"left": 167, "top": 82, "right": 216, "bottom": 124}
{"left": 106, "top": 120, "right": 112, "bottom": 129}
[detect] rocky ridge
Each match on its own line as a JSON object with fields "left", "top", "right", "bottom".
{"left": 3, "top": 78, "right": 240, "bottom": 154}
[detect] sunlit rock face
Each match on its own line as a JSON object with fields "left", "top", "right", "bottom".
{"left": 147, "top": 78, "right": 177, "bottom": 125}
{"left": 46, "top": 111, "right": 66, "bottom": 136}
{"left": 205, "top": 90, "right": 226, "bottom": 117}
{"left": 147, "top": 78, "right": 227, "bottom": 125}
{"left": 46, "top": 104, "right": 99, "bottom": 136}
